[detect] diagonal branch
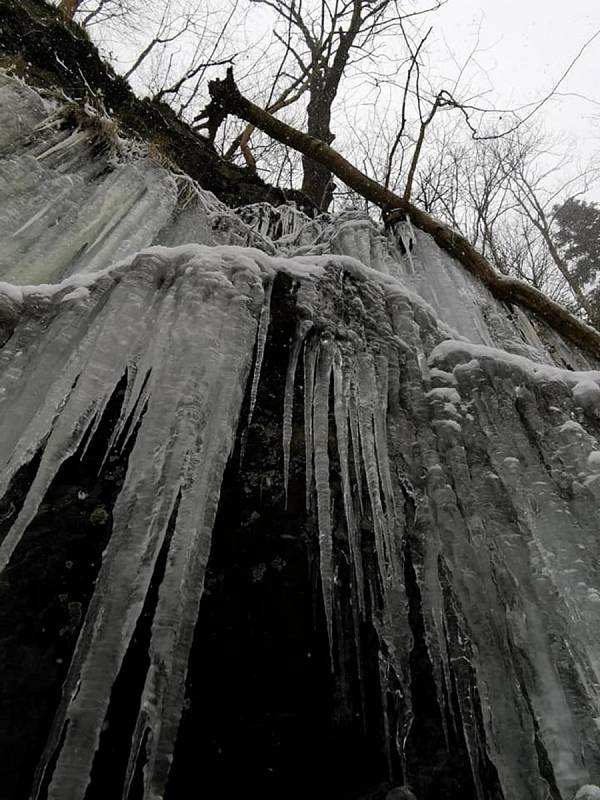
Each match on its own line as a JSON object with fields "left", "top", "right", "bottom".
{"left": 225, "top": 77, "right": 309, "bottom": 169}
{"left": 202, "top": 68, "right": 600, "bottom": 360}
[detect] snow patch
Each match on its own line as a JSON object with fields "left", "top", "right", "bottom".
{"left": 575, "top": 786, "right": 600, "bottom": 800}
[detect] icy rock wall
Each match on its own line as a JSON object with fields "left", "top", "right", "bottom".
{"left": 0, "top": 245, "right": 266, "bottom": 799}
{"left": 4, "top": 244, "right": 600, "bottom": 799}
{"left": 287, "top": 259, "right": 600, "bottom": 800}
{"left": 2, "top": 72, "right": 600, "bottom": 799}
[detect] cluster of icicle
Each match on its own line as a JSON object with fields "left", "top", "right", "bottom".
{"left": 0, "top": 235, "right": 427, "bottom": 798}
{"left": 4, "top": 233, "right": 600, "bottom": 799}
{"left": 0, "top": 245, "right": 268, "bottom": 799}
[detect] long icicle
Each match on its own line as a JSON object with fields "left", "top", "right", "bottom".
{"left": 312, "top": 339, "right": 335, "bottom": 665}
{"left": 332, "top": 346, "right": 365, "bottom": 617}
{"left": 348, "top": 390, "right": 364, "bottom": 516}
{"left": 30, "top": 280, "right": 188, "bottom": 800}
{"left": 303, "top": 336, "right": 317, "bottom": 512}
{"left": 356, "top": 351, "right": 389, "bottom": 583}
{"left": 246, "top": 278, "right": 273, "bottom": 428}
{"left": 372, "top": 351, "right": 399, "bottom": 578}
{"left": 239, "top": 278, "right": 273, "bottom": 466}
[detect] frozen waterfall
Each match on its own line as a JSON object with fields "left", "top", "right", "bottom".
{"left": 1, "top": 72, "right": 600, "bottom": 800}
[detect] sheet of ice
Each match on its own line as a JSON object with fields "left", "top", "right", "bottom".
{"left": 0, "top": 246, "right": 264, "bottom": 800}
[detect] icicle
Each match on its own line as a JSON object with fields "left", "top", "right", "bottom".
{"left": 246, "top": 278, "right": 273, "bottom": 429}
{"left": 0, "top": 393, "right": 102, "bottom": 574}
{"left": 141, "top": 330, "right": 258, "bottom": 800}
{"left": 333, "top": 571, "right": 349, "bottom": 705}
{"left": 312, "top": 339, "right": 335, "bottom": 665}
{"left": 282, "top": 319, "right": 312, "bottom": 506}
{"left": 356, "top": 352, "right": 390, "bottom": 583}
{"left": 115, "top": 373, "right": 151, "bottom": 456}
{"left": 372, "top": 351, "right": 399, "bottom": 577}
{"left": 36, "top": 128, "right": 89, "bottom": 161}
{"left": 332, "top": 346, "right": 365, "bottom": 616}
{"left": 303, "top": 337, "right": 317, "bottom": 511}
{"left": 113, "top": 302, "right": 175, "bottom": 460}
{"left": 0, "top": 266, "right": 160, "bottom": 574}
{"left": 373, "top": 353, "right": 392, "bottom": 490}
{"left": 96, "top": 368, "right": 151, "bottom": 475}
{"left": 27, "top": 274, "right": 184, "bottom": 800}
{"left": 78, "top": 391, "right": 118, "bottom": 463}
{"left": 26, "top": 249, "right": 263, "bottom": 800}
{"left": 100, "top": 299, "right": 170, "bottom": 471}
{"left": 351, "top": 585, "right": 367, "bottom": 733}
{"left": 10, "top": 198, "right": 56, "bottom": 238}
{"left": 110, "top": 365, "right": 152, "bottom": 456}
{"left": 348, "top": 391, "right": 365, "bottom": 515}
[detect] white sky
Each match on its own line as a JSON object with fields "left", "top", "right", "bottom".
{"left": 431, "top": 0, "right": 600, "bottom": 155}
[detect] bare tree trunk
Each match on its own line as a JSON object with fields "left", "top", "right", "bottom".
{"left": 301, "top": 82, "right": 336, "bottom": 210}
{"left": 59, "top": 0, "right": 83, "bottom": 19}
{"left": 203, "top": 69, "right": 600, "bottom": 360}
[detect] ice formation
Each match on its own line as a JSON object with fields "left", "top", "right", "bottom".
{"left": 2, "top": 71, "right": 600, "bottom": 800}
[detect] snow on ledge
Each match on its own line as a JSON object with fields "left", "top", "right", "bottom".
{"left": 430, "top": 339, "right": 600, "bottom": 414}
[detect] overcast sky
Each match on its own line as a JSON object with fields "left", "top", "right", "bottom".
{"left": 431, "top": 0, "right": 600, "bottom": 152}
{"left": 106, "top": 0, "right": 600, "bottom": 199}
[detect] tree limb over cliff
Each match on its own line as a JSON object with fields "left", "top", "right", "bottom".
{"left": 200, "top": 68, "right": 600, "bottom": 361}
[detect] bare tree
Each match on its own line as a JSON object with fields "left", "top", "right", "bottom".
{"left": 54, "top": 0, "right": 241, "bottom": 122}
{"left": 55, "top": 0, "right": 144, "bottom": 27}
{"left": 404, "top": 120, "right": 600, "bottom": 321}
{"left": 121, "top": 5, "right": 192, "bottom": 80}
{"left": 201, "top": 68, "right": 600, "bottom": 358}
{"left": 244, "top": 0, "right": 445, "bottom": 210}
{"left": 491, "top": 130, "right": 600, "bottom": 322}
{"left": 222, "top": 19, "right": 312, "bottom": 172}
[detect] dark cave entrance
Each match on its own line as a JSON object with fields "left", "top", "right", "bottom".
{"left": 164, "top": 461, "right": 387, "bottom": 800}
